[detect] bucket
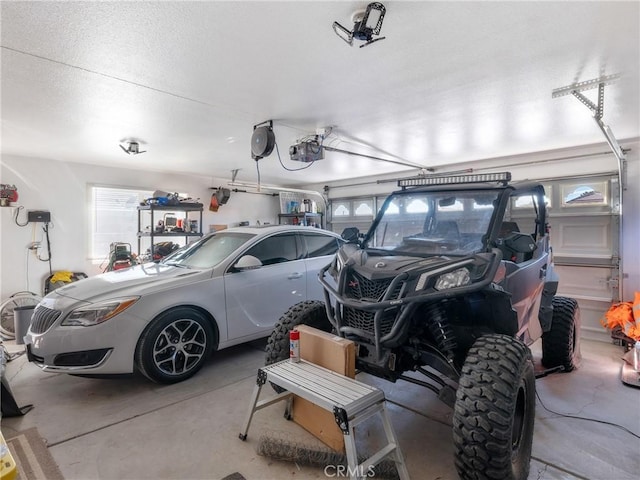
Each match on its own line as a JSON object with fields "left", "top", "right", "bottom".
{"left": 13, "top": 305, "right": 35, "bottom": 345}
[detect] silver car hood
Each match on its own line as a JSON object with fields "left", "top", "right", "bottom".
{"left": 51, "top": 263, "right": 206, "bottom": 303}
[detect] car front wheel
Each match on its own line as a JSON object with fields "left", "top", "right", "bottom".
{"left": 453, "top": 334, "right": 536, "bottom": 480}
{"left": 135, "top": 307, "right": 215, "bottom": 384}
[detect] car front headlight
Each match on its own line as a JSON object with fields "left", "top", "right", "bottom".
{"left": 61, "top": 297, "right": 140, "bottom": 327}
{"left": 434, "top": 268, "right": 471, "bottom": 290}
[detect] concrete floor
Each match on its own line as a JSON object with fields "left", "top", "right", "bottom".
{"left": 1, "top": 337, "right": 639, "bottom": 480}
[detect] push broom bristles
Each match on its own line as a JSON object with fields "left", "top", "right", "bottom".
{"left": 256, "top": 432, "right": 400, "bottom": 479}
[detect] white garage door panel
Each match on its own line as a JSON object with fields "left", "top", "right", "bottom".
{"left": 546, "top": 174, "right": 618, "bottom": 344}
{"left": 549, "top": 216, "right": 612, "bottom": 257}
{"left": 555, "top": 265, "right": 614, "bottom": 301}
{"left": 565, "top": 297, "right": 612, "bottom": 343}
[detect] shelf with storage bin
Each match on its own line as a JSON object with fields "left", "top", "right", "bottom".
{"left": 278, "top": 212, "right": 323, "bottom": 227}
{"left": 137, "top": 203, "right": 203, "bottom": 258}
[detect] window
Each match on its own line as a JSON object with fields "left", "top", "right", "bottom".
{"left": 514, "top": 184, "right": 551, "bottom": 209}
{"left": 90, "top": 186, "right": 152, "bottom": 260}
{"left": 244, "top": 234, "right": 299, "bottom": 266}
{"left": 354, "top": 200, "right": 373, "bottom": 216}
{"left": 382, "top": 199, "right": 400, "bottom": 214}
{"left": 506, "top": 190, "right": 544, "bottom": 242}
{"left": 329, "top": 197, "right": 378, "bottom": 235}
{"left": 303, "top": 233, "right": 341, "bottom": 258}
{"left": 406, "top": 198, "right": 429, "bottom": 213}
{"left": 333, "top": 202, "right": 350, "bottom": 216}
{"left": 561, "top": 181, "right": 607, "bottom": 207}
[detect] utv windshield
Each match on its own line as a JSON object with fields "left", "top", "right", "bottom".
{"left": 368, "top": 189, "right": 500, "bottom": 256}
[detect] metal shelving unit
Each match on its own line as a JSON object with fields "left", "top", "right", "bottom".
{"left": 278, "top": 212, "right": 323, "bottom": 227}
{"left": 137, "top": 203, "right": 203, "bottom": 258}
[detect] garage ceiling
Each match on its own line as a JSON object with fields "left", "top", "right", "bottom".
{"left": 1, "top": 1, "right": 638, "bottom": 186}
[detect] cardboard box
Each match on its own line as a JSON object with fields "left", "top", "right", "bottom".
{"left": 209, "top": 224, "right": 227, "bottom": 232}
{"left": 293, "top": 325, "right": 355, "bottom": 452}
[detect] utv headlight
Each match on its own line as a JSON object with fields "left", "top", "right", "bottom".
{"left": 434, "top": 268, "right": 471, "bottom": 290}
{"left": 62, "top": 297, "right": 140, "bottom": 327}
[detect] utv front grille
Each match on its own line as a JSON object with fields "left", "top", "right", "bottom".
{"left": 30, "top": 306, "right": 62, "bottom": 334}
{"left": 346, "top": 272, "right": 403, "bottom": 301}
{"left": 343, "top": 307, "right": 397, "bottom": 338}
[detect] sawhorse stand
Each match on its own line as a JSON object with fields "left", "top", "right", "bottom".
{"left": 239, "top": 359, "right": 410, "bottom": 480}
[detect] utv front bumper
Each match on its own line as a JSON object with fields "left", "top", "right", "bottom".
{"left": 318, "top": 252, "right": 501, "bottom": 357}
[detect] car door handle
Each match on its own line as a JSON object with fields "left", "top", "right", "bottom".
{"left": 288, "top": 272, "right": 303, "bottom": 279}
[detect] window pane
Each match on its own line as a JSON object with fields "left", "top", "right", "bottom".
{"left": 514, "top": 185, "right": 551, "bottom": 209}
{"left": 304, "top": 233, "right": 340, "bottom": 258}
{"left": 406, "top": 198, "right": 429, "bottom": 213}
{"left": 333, "top": 203, "right": 350, "bottom": 216}
{"left": 354, "top": 200, "right": 373, "bottom": 216}
{"left": 561, "top": 182, "right": 607, "bottom": 206}
{"left": 91, "top": 186, "right": 153, "bottom": 259}
{"left": 384, "top": 199, "right": 400, "bottom": 214}
{"left": 245, "top": 234, "right": 298, "bottom": 265}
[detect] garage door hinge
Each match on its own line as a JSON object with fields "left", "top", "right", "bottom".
{"left": 606, "top": 277, "right": 619, "bottom": 288}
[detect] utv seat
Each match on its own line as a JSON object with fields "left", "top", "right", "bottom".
{"left": 497, "top": 221, "right": 531, "bottom": 263}
{"left": 499, "top": 221, "right": 520, "bottom": 237}
{"left": 431, "top": 220, "right": 460, "bottom": 240}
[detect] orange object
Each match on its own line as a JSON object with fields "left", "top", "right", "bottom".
{"left": 601, "top": 292, "right": 640, "bottom": 341}
{"left": 209, "top": 193, "right": 219, "bottom": 212}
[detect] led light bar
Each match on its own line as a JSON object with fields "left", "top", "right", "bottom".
{"left": 398, "top": 172, "right": 511, "bottom": 188}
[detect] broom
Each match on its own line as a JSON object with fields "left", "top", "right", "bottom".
{"left": 256, "top": 432, "right": 400, "bottom": 480}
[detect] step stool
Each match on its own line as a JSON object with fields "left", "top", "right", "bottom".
{"left": 239, "top": 359, "right": 410, "bottom": 480}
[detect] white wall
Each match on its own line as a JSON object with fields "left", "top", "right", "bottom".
{"left": 0, "top": 155, "right": 280, "bottom": 299}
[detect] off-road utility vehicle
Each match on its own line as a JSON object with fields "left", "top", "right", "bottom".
{"left": 266, "top": 172, "right": 581, "bottom": 480}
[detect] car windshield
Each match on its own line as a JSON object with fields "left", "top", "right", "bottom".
{"left": 161, "top": 232, "right": 255, "bottom": 269}
{"left": 368, "top": 189, "right": 500, "bottom": 256}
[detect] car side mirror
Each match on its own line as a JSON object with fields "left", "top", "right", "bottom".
{"left": 341, "top": 227, "right": 360, "bottom": 243}
{"left": 234, "top": 255, "right": 263, "bottom": 271}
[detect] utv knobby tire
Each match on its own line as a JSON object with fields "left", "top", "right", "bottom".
{"left": 265, "top": 300, "right": 332, "bottom": 366}
{"left": 453, "top": 334, "right": 535, "bottom": 480}
{"left": 541, "top": 296, "right": 581, "bottom": 372}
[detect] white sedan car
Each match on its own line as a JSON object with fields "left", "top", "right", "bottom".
{"left": 25, "top": 225, "right": 343, "bottom": 383}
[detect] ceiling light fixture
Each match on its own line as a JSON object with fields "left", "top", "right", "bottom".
{"left": 333, "top": 2, "right": 386, "bottom": 48}
{"left": 120, "top": 141, "right": 146, "bottom": 155}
